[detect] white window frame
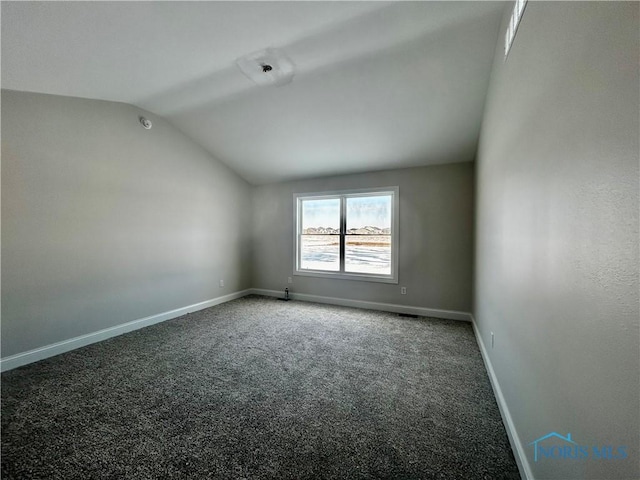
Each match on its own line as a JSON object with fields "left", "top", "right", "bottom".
{"left": 504, "top": 0, "right": 527, "bottom": 59}
{"left": 293, "top": 187, "right": 399, "bottom": 284}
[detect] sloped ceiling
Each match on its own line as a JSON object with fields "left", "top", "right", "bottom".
{"left": 2, "top": 1, "right": 504, "bottom": 185}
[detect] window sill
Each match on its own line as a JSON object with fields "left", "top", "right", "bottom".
{"left": 294, "top": 269, "right": 398, "bottom": 284}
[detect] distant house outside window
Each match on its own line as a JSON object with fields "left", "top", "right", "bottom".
{"left": 294, "top": 187, "right": 399, "bottom": 283}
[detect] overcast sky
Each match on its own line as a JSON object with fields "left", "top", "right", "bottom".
{"left": 301, "top": 195, "right": 391, "bottom": 230}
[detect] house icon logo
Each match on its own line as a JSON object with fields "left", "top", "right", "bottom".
{"left": 528, "top": 432, "right": 628, "bottom": 462}
{"left": 528, "top": 432, "right": 577, "bottom": 462}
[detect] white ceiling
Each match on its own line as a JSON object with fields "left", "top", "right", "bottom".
{"left": 2, "top": 1, "right": 505, "bottom": 185}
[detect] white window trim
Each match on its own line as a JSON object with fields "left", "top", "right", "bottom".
{"left": 293, "top": 187, "right": 399, "bottom": 284}
{"left": 504, "top": 0, "right": 527, "bottom": 59}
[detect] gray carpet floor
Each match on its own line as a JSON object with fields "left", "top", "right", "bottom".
{"left": 2, "top": 295, "right": 520, "bottom": 479}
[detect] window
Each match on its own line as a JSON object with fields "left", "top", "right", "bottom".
{"left": 504, "top": 0, "right": 527, "bottom": 58}
{"left": 294, "top": 187, "right": 399, "bottom": 283}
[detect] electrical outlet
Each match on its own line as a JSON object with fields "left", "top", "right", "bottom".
{"left": 491, "top": 331, "right": 495, "bottom": 349}
{"left": 219, "top": 279, "right": 224, "bottom": 288}
{"left": 288, "top": 277, "right": 292, "bottom": 284}
{"left": 401, "top": 286, "right": 407, "bottom": 295}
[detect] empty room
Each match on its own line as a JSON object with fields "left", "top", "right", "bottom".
{"left": 1, "top": 2, "right": 638, "bottom": 479}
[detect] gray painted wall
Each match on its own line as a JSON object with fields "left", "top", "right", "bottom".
{"left": 252, "top": 164, "right": 474, "bottom": 312}
{"left": 475, "top": 3, "right": 639, "bottom": 479}
{"left": 2, "top": 90, "right": 253, "bottom": 358}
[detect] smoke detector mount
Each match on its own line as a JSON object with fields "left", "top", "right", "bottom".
{"left": 236, "top": 48, "right": 295, "bottom": 86}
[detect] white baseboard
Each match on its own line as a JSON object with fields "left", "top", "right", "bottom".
{"left": 470, "top": 315, "right": 533, "bottom": 480}
{"left": 250, "top": 288, "right": 472, "bottom": 322}
{"left": 0, "top": 289, "right": 252, "bottom": 372}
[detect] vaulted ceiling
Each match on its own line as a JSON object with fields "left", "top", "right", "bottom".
{"left": 2, "top": 1, "right": 504, "bottom": 184}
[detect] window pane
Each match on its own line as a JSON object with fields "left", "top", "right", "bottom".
{"left": 300, "top": 235, "right": 340, "bottom": 271}
{"left": 345, "top": 235, "right": 391, "bottom": 275}
{"left": 296, "top": 189, "right": 397, "bottom": 280}
{"left": 301, "top": 198, "right": 340, "bottom": 232}
{"left": 346, "top": 195, "right": 391, "bottom": 233}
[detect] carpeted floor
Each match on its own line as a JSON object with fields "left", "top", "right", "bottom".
{"left": 2, "top": 295, "right": 520, "bottom": 479}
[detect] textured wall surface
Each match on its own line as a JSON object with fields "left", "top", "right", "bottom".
{"left": 474, "top": 2, "right": 639, "bottom": 479}
{"left": 2, "top": 90, "right": 253, "bottom": 357}
{"left": 252, "top": 163, "right": 475, "bottom": 313}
